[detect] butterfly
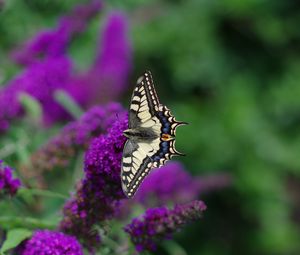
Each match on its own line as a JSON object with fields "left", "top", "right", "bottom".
{"left": 121, "top": 71, "right": 187, "bottom": 198}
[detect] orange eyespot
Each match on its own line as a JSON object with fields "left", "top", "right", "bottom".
{"left": 161, "top": 133, "right": 173, "bottom": 141}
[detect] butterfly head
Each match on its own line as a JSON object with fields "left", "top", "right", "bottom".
{"left": 123, "top": 129, "right": 133, "bottom": 138}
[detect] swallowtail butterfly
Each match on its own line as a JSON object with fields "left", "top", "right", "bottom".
{"left": 121, "top": 71, "right": 186, "bottom": 198}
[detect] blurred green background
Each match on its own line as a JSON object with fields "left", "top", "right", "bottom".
{"left": 1, "top": 0, "right": 300, "bottom": 254}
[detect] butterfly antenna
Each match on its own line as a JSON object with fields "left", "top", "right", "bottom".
{"left": 176, "top": 121, "right": 188, "bottom": 126}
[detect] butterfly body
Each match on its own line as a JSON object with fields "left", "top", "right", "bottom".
{"left": 121, "top": 71, "right": 186, "bottom": 198}
{"left": 123, "top": 127, "right": 159, "bottom": 141}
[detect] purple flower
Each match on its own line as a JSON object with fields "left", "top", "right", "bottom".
{"left": 0, "top": 56, "right": 73, "bottom": 129}
{"left": 11, "top": 0, "right": 103, "bottom": 65}
{"left": 0, "top": 1, "right": 103, "bottom": 133}
{"left": 1, "top": 6, "right": 132, "bottom": 134}
{"left": 93, "top": 11, "right": 132, "bottom": 99}
{"left": 22, "top": 230, "right": 83, "bottom": 255}
{"left": 134, "top": 162, "right": 201, "bottom": 207}
{"left": 59, "top": 114, "right": 128, "bottom": 249}
{"left": 71, "top": 11, "right": 132, "bottom": 107}
{"left": 21, "top": 103, "right": 124, "bottom": 187}
{"left": 0, "top": 161, "right": 21, "bottom": 198}
{"left": 124, "top": 200, "right": 207, "bottom": 252}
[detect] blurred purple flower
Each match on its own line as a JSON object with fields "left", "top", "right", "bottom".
{"left": 60, "top": 114, "right": 127, "bottom": 249}
{"left": 93, "top": 11, "right": 132, "bottom": 100}
{"left": 21, "top": 103, "right": 124, "bottom": 187}
{"left": 0, "top": 56, "right": 73, "bottom": 131}
{"left": 11, "top": 0, "right": 103, "bottom": 65}
{"left": 22, "top": 230, "right": 83, "bottom": 255}
{"left": 71, "top": 11, "right": 132, "bottom": 107}
{"left": 196, "top": 173, "right": 232, "bottom": 194}
{"left": 0, "top": 161, "right": 21, "bottom": 198}
{"left": 125, "top": 200, "right": 207, "bottom": 252}
{"left": 1, "top": 5, "right": 132, "bottom": 133}
{"left": 134, "top": 162, "right": 200, "bottom": 206}
{"left": 117, "top": 163, "right": 231, "bottom": 220}
{"left": 1, "top": 1, "right": 102, "bottom": 133}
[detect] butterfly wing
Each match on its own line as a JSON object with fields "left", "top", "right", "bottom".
{"left": 121, "top": 139, "right": 157, "bottom": 197}
{"left": 128, "top": 70, "right": 160, "bottom": 129}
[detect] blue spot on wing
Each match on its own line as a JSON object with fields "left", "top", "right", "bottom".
{"left": 163, "top": 122, "right": 170, "bottom": 133}
{"left": 154, "top": 155, "right": 160, "bottom": 161}
{"left": 152, "top": 141, "right": 170, "bottom": 160}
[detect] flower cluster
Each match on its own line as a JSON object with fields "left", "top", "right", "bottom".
{"left": 91, "top": 11, "right": 132, "bottom": 101}
{"left": 0, "top": 3, "right": 214, "bottom": 255}
{"left": 69, "top": 11, "right": 132, "bottom": 108}
{"left": 0, "top": 1, "right": 102, "bottom": 132}
{"left": 21, "top": 230, "right": 83, "bottom": 255}
{"left": 60, "top": 114, "right": 128, "bottom": 249}
{"left": 21, "top": 103, "right": 124, "bottom": 186}
{"left": 124, "top": 200, "right": 207, "bottom": 252}
{"left": 0, "top": 2, "right": 132, "bottom": 133}
{"left": 0, "top": 161, "right": 21, "bottom": 198}
{"left": 0, "top": 56, "right": 73, "bottom": 130}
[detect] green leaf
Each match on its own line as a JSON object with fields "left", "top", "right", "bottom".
{"left": 54, "top": 89, "right": 84, "bottom": 119}
{"left": 0, "top": 228, "right": 32, "bottom": 254}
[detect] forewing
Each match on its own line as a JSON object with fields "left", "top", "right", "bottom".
{"left": 129, "top": 71, "right": 160, "bottom": 128}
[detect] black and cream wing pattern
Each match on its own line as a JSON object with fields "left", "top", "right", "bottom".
{"left": 121, "top": 71, "right": 186, "bottom": 198}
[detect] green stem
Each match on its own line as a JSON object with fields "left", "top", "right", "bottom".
{"left": 54, "top": 90, "right": 84, "bottom": 119}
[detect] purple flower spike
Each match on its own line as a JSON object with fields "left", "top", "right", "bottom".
{"left": 22, "top": 230, "right": 83, "bottom": 255}
{"left": 84, "top": 11, "right": 132, "bottom": 104}
{"left": 60, "top": 114, "right": 128, "bottom": 249}
{"left": 125, "top": 200, "right": 207, "bottom": 252}
{"left": 0, "top": 161, "right": 21, "bottom": 198}
{"left": 22, "top": 103, "right": 124, "bottom": 187}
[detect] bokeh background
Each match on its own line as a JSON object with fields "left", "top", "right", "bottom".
{"left": 1, "top": 0, "right": 300, "bottom": 254}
